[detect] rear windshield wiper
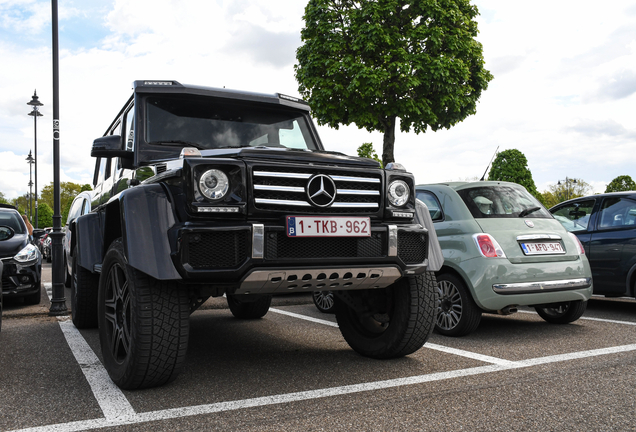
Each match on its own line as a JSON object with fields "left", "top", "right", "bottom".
{"left": 148, "top": 140, "right": 204, "bottom": 149}
{"left": 518, "top": 207, "right": 541, "bottom": 217}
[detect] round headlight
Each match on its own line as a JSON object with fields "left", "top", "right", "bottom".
{"left": 388, "top": 180, "right": 410, "bottom": 207}
{"left": 199, "top": 169, "right": 229, "bottom": 200}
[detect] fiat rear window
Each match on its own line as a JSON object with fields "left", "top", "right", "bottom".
{"left": 457, "top": 186, "right": 551, "bottom": 219}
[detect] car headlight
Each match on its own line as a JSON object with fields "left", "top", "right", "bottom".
{"left": 14, "top": 243, "right": 39, "bottom": 263}
{"left": 388, "top": 180, "right": 410, "bottom": 207}
{"left": 199, "top": 169, "right": 229, "bottom": 200}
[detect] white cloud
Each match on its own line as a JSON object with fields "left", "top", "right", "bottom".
{"left": 1, "top": 0, "right": 635, "bottom": 201}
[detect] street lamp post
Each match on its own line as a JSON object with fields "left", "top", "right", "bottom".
{"left": 27, "top": 91, "right": 43, "bottom": 229}
{"left": 26, "top": 151, "right": 34, "bottom": 220}
{"left": 557, "top": 177, "right": 577, "bottom": 201}
{"left": 49, "top": 0, "right": 68, "bottom": 316}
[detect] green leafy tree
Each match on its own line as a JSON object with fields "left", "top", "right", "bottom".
{"left": 37, "top": 202, "right": 53, "bottom": 228}
{"left": 605, "top": 175, "right": 636, "bottom": 193}
{"left": 62, "top": 199, "right": 73, "bottom": 225}
{"left": 40, "top": 182, "right": 89, "bottom": 216}
{"left": 547, "top": 179, "right": 592, "bottom": 203}
{"left": 357, "top": 143, "right": 383, "bottom": 167}
{"left": 295, "top": 0, "right": 493, "bottom": 167}
{"left": 10, "top": 194, "right": 30, "bottom": 216}
{"left": 0, "top": 191, "right": 8, "bottom": 205}
{"left": 536, "top": 190, "right": 559, "bottom": 209}
{"left": 487, "top": 149, "right": 539, "bottom": 197}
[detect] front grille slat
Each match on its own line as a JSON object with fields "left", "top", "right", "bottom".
{"left": 253, "top": 166, "right": 382, "bottom": 214}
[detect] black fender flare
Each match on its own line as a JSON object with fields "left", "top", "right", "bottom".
{"left": 118, "top": 184, "right": 181, "bottom": 280}
{"left": 75, "top": 212, "right": 104, "bottom": 273}
{"left": 76, "top": 184, "right": 181, "bottom": 280}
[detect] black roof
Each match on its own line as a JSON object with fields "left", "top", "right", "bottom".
{"left": 132, "top": 80, "right": 311, "bottom": 111}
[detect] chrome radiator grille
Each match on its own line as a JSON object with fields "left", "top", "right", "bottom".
{"left": 252, "top": 166, "right": 382, "bottom": 214}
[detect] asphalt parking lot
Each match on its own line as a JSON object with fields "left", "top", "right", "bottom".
{"left": 1, "top": 263, "right": 635, "bottom": 432}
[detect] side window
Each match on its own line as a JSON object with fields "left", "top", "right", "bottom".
{"left": 551, "top": 199, "right": 595, "bottom": 232}
{"left": 416, "top": 191, "right": 444, "bottom": 221}
{"left": 82, "top": 198, "right": 91, "bottom": 215}
{"left": 67, "top": 198, "right": 83, "bottom": 222}
{"left": 599, "top": 198, "right": 636, "bottom": 229}
{"left": 124, "top": 106, "right": 135, "bottom": 151}
{"left": 104, "top": 158, "right": 112, "bottom": 180}
{"left": 94, "top": 157, "right": 107, "bottom": 187}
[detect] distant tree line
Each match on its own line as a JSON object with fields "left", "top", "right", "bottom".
{"left": 0, "top": 182, "right": 91, "bottom": 227}
{"left": 354, "top": 144, "right": 634, "bottom": 207}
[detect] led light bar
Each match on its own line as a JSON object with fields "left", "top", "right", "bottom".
{"left": 196, "top": 206, "right": 240, "bottom": 213}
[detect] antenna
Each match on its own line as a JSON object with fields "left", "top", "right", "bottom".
{"left": 480, "top": 146, "right": 499, "bottom": 181}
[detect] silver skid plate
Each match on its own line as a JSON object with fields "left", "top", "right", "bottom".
{"left": 236, "top": 266, "right": 403, "bottom": 295}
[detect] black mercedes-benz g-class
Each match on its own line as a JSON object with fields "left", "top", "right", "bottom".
{"left": 70, "top": 80, "right": 437, "bottom": 389}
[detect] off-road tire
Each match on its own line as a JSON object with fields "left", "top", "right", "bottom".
{"left": 71, "top": 254, "right": 99, "bottom": 329}
{"left": 98, "top": 239, "right": 189, "bottom": 390}
{"left": 435, "top": 273, "right": 482, "bottom": 337}
{"left": 535, "top": 300, "right": 587, "bottom": 324}
{"left": 227, "top": 295, "right": 272, "bottom": 319}
{"left": 335, "top": 272, "right": 437, "bottom": 359}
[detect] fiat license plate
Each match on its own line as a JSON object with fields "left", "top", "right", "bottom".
{"left": 520, "top": 241, "right": 565, "bottom": 255}
{"left": 286, "top": 216, "right": 371, "bottom": 237}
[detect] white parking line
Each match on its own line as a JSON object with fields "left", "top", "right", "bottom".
{"left": 424, "top": 343, "right": 518, "bottom": 366}
{"left": 517, "top": 309, "right": 636, "bottom": 326}
{"left": 269, "top": 307, "right": 339, "bottom": 327}
{"left": 44, "top": 284, "right": 136, "bottom": 421}
{"left": 23, "top": 289, "right": 635, "bottom": 432}
{"left": 58, "top": 320, "right": 136, "bottom": 420}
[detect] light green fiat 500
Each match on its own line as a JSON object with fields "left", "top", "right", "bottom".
{"left": 416, "top": 181, "right": 593, "bottom": 336}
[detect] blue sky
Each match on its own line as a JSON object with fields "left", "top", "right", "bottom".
{"left": 1, "top": 0, "right": 635, "bottom": 200}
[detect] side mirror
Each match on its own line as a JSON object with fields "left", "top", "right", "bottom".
{"left": 91, "top": 135, "right": 133, "bottom": 160}
{"left": 0, "top": 225, "right": 15, "bottom": 241}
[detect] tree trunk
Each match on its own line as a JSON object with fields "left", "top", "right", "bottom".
{"left": 382, "top": 116, "right": 396, "bottom": 167}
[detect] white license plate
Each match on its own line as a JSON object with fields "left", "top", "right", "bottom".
{"left": 520, "top": 241, "right": 565, "bottom": 255}
{"left": 286, "top": 216, "right": 371, "bottom": 237}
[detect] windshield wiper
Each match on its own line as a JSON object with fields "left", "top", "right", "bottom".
{"left": 518, "top": 207, "right": 541, "bottom": 217}
{"left": 148, "top": 140, "right": 205, "bottom": 149}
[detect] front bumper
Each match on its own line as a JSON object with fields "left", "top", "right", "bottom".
{"left": 172, "top": 222, "right": 429, "bottom": 290}
{"left": 0, "top": 258, "right": 41, "bottom": 298}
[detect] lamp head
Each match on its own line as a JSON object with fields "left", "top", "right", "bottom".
{"left": 27, "top": 90, "right": 43, "bottom": 107}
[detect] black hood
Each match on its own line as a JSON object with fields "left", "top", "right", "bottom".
{"left": 197, "top": 147, "right": 382, "bottom": 169}
{"left": 0, "top": 233, "right": 28, "bottom": 259}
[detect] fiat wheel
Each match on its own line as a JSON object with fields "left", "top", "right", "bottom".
{"left": 313, "top": 290, "right": 335, "bottom": 313}
{"left": 435, "top": 273, "right": 481, "bottom": 337}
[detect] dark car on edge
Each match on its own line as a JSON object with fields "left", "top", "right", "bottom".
{"left": 63, "top": 190, "right": 93, "bottom": 288}
{"left": 550, "top": 191, "right": 636, "bottom": 299}
{"left": 0, "top": 205, "right": 42, "bottom": 305}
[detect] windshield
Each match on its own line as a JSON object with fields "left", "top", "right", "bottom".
{"left": 457, "top": 185, "right": 551, "bottom": 219}
{"left": 144, "top": 95, "right": 318, "bottom": 151}
{"left": 0, "top": 210, "right": 26, "bottom": 234}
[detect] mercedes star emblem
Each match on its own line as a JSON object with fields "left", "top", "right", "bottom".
{"left": 306, "top": 174, "right": 337, "bottom": 207}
